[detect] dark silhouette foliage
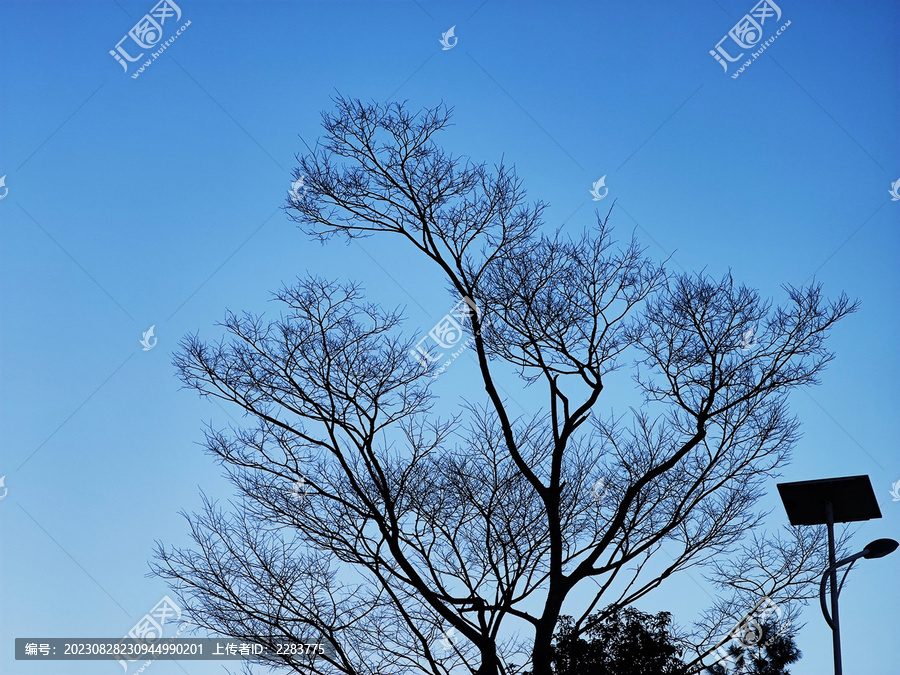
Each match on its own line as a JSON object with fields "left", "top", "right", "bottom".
{"left": 705, "top": 620, "right": 801, "bottom": 675}
{"left": 541, "top": 606, "right": 688, "bottom": 675}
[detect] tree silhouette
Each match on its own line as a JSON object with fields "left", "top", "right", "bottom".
{"left": 534, "top": 609, "right": 800, "bottom": 675}
{"left": 705, "top": 620, "right": 801, "bottom": 675}
{"left": 154, "top": 96, "right": 856, "bottom": 675}
{"left": 539, "top": 606, "right": 688, "bottom": 675}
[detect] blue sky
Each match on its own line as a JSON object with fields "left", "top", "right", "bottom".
{"left": 1, "top": 0, "right": 898, "bottom": 673}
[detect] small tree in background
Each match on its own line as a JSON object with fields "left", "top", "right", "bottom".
{"left": 705, "top": 620, "right": 801, "bottom": 675}
{"left": 540, "top": 606, "right": 689, "bottom": 675}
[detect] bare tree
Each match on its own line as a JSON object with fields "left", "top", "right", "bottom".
{"left": 153, "top": 97, "right": 857, "bottom": 675}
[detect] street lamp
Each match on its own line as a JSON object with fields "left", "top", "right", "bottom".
{"left": 819, "top": 538, "right": 899, "bottom": 631}
{"left": 777, "top": 475, "right": 897, "bottom": 675}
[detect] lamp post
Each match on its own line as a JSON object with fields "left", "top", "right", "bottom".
{"left": 819, "top": 538, "right": 899, "bottom": 633}
{"left": 777, "top": 475, "right": 896, "bottom": 675}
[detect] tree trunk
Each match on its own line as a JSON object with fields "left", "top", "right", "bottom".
{"left": 530, "top": 622, "right": 555, "bottom": 675}
{"left": 476, "top": 644, "right": 501, "bottom": 675}
{"left": 530, "top": 593, "right": 564, "bottom": 675}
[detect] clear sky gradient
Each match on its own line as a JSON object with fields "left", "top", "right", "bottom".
{"left": 1, "top": 1, "right": 898, "bottom": 674}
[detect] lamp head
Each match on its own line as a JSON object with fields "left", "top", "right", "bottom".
{"left": 862, "top": 538, "right": 899, "bottom": 559}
